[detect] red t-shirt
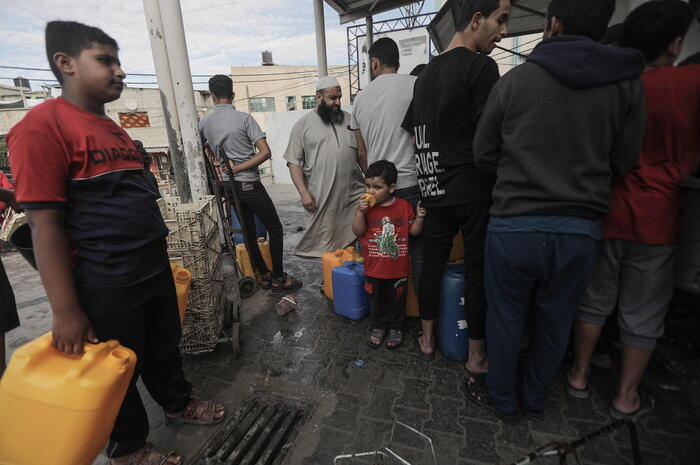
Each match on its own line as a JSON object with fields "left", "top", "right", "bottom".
{"left": 0, "top": 171, "right": 13, "bottom": 213}
{"left": 360, "top": 197, "right": 415, "bottom": 279}
{"left": 603, "top": 65, "right": 700, "bottom": 244}
{"left": 7, "top": 98, "right": 168, "bottom": 287}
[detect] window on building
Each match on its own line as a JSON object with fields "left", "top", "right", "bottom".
{"left": 118, "top": 112, "right": 150, "bottom": 128}
{"left": 301, "top": 95, "right": 316, "bottom": 110}
{"left": 286, "top": 96, "right": 297, "bottom": 111}
{"left": 248, "top": 97, "right": 276, "bottom": 113}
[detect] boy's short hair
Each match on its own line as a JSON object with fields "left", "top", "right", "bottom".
{"left": 366, "top": 160, "right": 398, "bottom": 186}
{"left": 547, "top": 0, "right": 616, "bottom": 41}
{"left": 454, "top": 0, "right": 504, "bottom": 32}
{"left": 369, "top": 38, "right": 400, "bottom": 68}
{"left": 621, "top": 0, "right": 694, "bottom": 63}
{"left": 208, "top": 74, "right": 234, "bottom": 99}
{"left": 45, "top": 21, "right": 119, "bottom": 84}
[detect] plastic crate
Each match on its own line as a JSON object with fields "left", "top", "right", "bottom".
{"left": 161, "top": 196, "right": 219, "bottom": 251}
{"left": 172, "top": 228, "right": 222, "bottom": 281}
{"left": 179, "top": 286, "right": 225, "bottom": 354}
{"left": 187, "top": 256, "right": 224, "bottom": 312}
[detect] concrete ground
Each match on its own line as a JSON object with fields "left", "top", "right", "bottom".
{"left": 4, "top": 183, "right": 700, "bottom": 465}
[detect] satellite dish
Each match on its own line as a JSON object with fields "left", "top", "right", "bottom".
{"left": 125, "top": 99, "right": 138, "bottom": 111}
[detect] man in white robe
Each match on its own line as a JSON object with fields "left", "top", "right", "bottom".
{"left": 284, "top": 76, "right": 365, "bottom": 258}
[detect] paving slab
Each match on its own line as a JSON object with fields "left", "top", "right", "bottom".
{"left": 3, "top": 183, "right": 700, "bottom": 465}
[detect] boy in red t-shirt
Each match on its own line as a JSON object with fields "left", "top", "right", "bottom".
{"left": 8, "top": 21, "right": 223, "bottom": 465}
{"left": 352, "top": 161, "right": 426, "bottom": 349}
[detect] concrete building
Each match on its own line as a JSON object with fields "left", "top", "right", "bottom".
{"left": 0, "top": 86, "right": 215, "bottom": 195}
{"left": 230, "top": 62, "right": 352, "bottom": 132}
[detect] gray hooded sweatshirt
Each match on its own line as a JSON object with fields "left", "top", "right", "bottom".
{"left": 474, "top": 35, "right": 647, "bottom": 219}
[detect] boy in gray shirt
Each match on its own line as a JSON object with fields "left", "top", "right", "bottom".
{"left": 199, "top": 75, "right": 301, "bottom": 290}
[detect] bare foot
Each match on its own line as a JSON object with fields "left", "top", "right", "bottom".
{"left": 418, "top": 332, "right": 434, "bottom": 355}
{"left": 567, "top": 367, "right": 588, "bottom": 391}
{"left": 110, "top": 442, "right": 181, "bottom": 465}
{"left": 612, "top": 390, "right": 641, "bottom": 414}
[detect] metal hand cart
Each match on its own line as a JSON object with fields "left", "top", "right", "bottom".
{"left": 199, "top": 145, "right": 269, "bottom": 357}
{"left": 333, "top": 421, "right": 438, "bottom": 465}
{"left": 508, "top": 419, "right": 641, "bottom": 465}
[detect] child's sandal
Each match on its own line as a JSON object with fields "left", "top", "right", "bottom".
{"left": 368, "top": 328, "right": 385, "bottom": 348}
{"left": 386, "top": 329, "right": 403, "bottom": 350}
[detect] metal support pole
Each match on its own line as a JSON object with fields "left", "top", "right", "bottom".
{"left": 159, "top": 0, "right": 208, "bottom": 200}
{"left": 366, "top": 15, "right": 374, "bottom": 49}
{"left": 313, "top": 0, "right": 328, "bottom": 77}
{"left": 142, "top": 0, "right": 191, "bottom": 201}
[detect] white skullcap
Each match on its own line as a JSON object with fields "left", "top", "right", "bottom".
{"left": 315, "top": 75, "right": 340, "bottom": 91}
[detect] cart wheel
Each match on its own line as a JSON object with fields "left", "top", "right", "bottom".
{"left": 231, "top": 322, "right": 242, "bottom": 357}
{"left": 222, "top": 297, "right": 234, "bottom": 329}
{"left": 238, "top": 277, "right": 256, "bottom": 299}
{"left": 232, "top": 301, "right": 241, "bottom": 322}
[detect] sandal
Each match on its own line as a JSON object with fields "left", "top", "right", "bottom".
{"left": 465, "top": 376, "right": 519, "bottom": 425}
{"left": 386, "top": 329, "right": 403, "bottom": 350}
{"left": 465, "top": 368, "right": 487, "bottom": 387}
{"left": 165, "top": 398, "right": 226, "bottom": 426}
{"left": 368, "top": 328, "right": 385, "bottom": 348}
{"left": 260, "top": 272, "right": 273, "bottom": 290}
{"left": 110, "top": 442, "right": 181, "bottom": 465}
{"left": 417, "top": 330, "right": 435, "bottom": 361}
{"left": 271, "top": 273, "right": 303, "bottom": 292}
{"left": 562, "top": 369, "right": 590, "bottom": 399}
{"left": 609, "top": 389, "right": 655, "bottom": 422}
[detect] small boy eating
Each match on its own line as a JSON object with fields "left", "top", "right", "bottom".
{"left": 352, "top": 160, "right": 426, "bottom": 349}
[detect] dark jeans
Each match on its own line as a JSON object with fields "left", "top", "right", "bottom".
{"left": 367, "top": 276, "right": 408, "bottom": 331}
{"left": 485, "top": 231, "right": 599, "bottom": 414}
{"left": 394, "top": 185, "right": 423, "bottom": 288}
{"left": 77, "top": 265, "right": 192, "bottom": 458}
{"left": 233, "top": 181, "right": 284, "bottom": 278}
{"left": 418, "top": 202, "right": 490, "bottom": 340}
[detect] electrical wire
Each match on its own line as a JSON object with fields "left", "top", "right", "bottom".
{"left": 0, "top": 64, "right": 348, "bottom": 80}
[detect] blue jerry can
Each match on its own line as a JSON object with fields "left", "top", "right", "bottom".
{"left": 438, "top": 264, "right": 469, "bottom": 361}
{"left": 332, "top": 262, "right": 370, "bottom": 320}
{"left": 230, "top": 207, "right": 267, "bottom": 244}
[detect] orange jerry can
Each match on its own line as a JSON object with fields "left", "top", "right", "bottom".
{"left": 322, "top": 247, "right": 361, "bottom": 300}
{"left": 236, "top": 240, "right": 274, "bottom": 282}
{"left": 406, "top": 273, "right": 420, "bottom": 317}
{"left": 257, "top": 238, "right": 273, "bottom": 271}
{"left": 0, "top": 332, "right": 136, "bottom": 465}
{"left": 236, "top": 243, "right": 256, "bottom": 280}
{"left": 171, "top": 263, "right": 192, "bottom": 324}
{"left": 405, "top": 234, "right": 462, "bottom": 317}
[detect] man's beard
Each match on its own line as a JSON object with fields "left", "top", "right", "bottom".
{"left": 317, "top": 100, "right": 344, "bottom": 125}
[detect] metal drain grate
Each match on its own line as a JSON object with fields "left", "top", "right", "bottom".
{"left": 192, "top": 398, "right": 304, "bottom": 465}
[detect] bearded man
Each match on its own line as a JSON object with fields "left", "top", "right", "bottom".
{"left": 284, "top": 75, "right": 365, "bottom": 258}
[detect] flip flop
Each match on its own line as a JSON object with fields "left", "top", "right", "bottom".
{"left": 562, "top": 369, "right": 590, "bottom": 399}
{"left": 609, "top": 389, "right": 655, "bottom": 422}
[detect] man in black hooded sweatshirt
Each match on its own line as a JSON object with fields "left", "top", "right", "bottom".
{"left": 472, "top": 0, "right": 646, "bottom": 423}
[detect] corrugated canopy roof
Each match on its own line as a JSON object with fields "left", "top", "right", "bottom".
{"left": 324, "top": 0, "right": 422, "bottom": 24}
{"left": 428, "top": 0, "right": 549, "bottom": 52}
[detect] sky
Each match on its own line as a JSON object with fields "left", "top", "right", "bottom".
{"left": 0, "top": 0, "right": 438, "bottom": 90}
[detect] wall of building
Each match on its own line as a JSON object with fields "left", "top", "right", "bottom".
{"left": 230, "top": 65, "right": 352, "bottom": 132}
{"left": 0, "top": 109, "right": 29, "bottom": 136}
